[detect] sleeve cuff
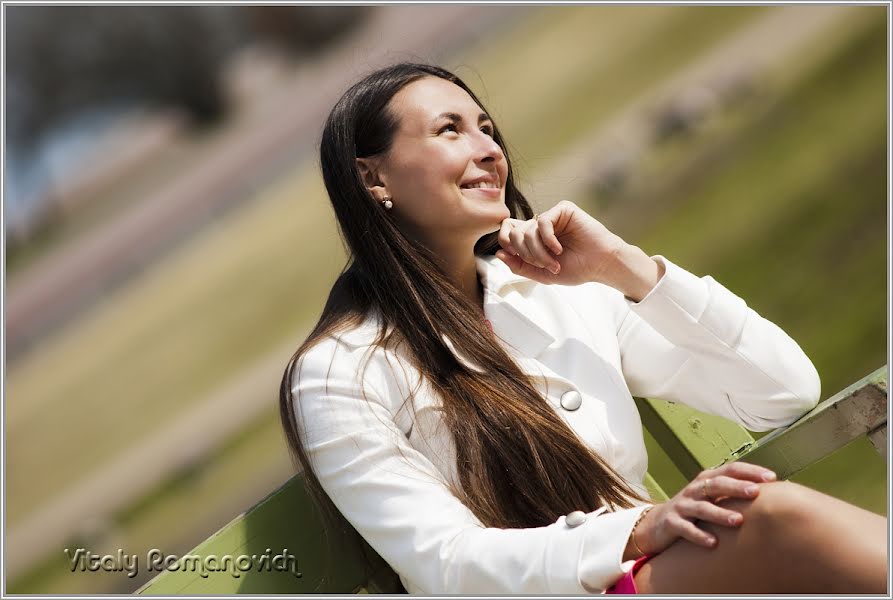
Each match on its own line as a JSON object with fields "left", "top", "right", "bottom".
{"left": 577, "top": 504, "right": 653, "bottom": 593}
{"left": 626, "top": 255, "right": 749, "bottom": 351}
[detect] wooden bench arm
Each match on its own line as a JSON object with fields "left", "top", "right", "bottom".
{"left": 727, "top": 366, "right": 887, "bottom": 479}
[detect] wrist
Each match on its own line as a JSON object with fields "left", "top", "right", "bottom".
{"left": 623, "top": 505, "right": 655, "bottom": 561}
{"left": 605, "top": 244, "right": 664, "bottom": 303}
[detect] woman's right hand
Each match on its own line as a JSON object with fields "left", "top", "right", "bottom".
{"left": 630, "top": 462, "right": 778, "bottom": 557}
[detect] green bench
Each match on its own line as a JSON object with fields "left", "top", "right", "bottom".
{"left": 137, "top": 366, "right": 887, "bottom": 594}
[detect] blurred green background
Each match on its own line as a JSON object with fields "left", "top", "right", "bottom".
{"left": 4, "top": 5, "right": 887, "bottom": 594}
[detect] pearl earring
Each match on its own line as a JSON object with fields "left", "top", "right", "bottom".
{"left": 381, "top": 196, "right": 393, "bottom": 210}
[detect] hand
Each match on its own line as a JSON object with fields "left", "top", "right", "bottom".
{"left": 494, "top": 200, "right": 641, "bottom": 289}
{"left": 495, "top": 200, "right": 625, "bottom": 286}
{"left": 630, "top": 462, "right": 778, "bottom": 557}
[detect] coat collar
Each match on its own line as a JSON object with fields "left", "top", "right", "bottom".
{"left": 476, "top": 255, "right": 556, "bottom": 358}
{"left": 334, "top": 256, "right": 557, "bottom": 359}
{"left": 474, "top": 253, "right": 529, "bottom": 294}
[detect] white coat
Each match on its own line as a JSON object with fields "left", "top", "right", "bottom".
{"left": 290, "top": 254, "right": 821, "bottom": 594}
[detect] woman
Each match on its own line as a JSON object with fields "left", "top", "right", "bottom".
{"left": 279, "top": 63, "right": 886, "bottom": 594}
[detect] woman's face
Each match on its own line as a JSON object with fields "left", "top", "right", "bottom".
{"left": 358, "top": 76, "right": 511, "bottom": 249}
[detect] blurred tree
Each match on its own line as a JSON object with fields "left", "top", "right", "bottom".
{"left": 242, "top": 6, "right": 372, "bottom": 56}
{"left": 7, "top": 6, "right": 229, "bottom": 145}
{"left": 6, "top": 5, "right": 372, "bottom": 148}
{"left": 5, "top": 5, "right": 372, "bottom": 242}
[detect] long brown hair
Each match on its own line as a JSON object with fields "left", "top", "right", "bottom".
{"left": 279, "top": 63, "right": 647, "bottom": 537}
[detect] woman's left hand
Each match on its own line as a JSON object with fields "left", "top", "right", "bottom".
{"left": 495, "top": 200, "right": 629, "bottom": 286}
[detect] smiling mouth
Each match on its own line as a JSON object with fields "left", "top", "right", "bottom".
{"left": 460, "top": 181, "right": 501, "bottom": 190}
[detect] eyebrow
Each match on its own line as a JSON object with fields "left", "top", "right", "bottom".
{"left": 433, "top": 111, "right": 492, "bottom": 125}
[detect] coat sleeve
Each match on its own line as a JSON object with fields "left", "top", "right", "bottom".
{"left": 612, "top": 255, "right": 821, "bottom": 431}
{"left": 292, "top": 338, "right": 652, "bottom": 594}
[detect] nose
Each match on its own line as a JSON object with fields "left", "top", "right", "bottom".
{"left": 474, "top": 131, "right": 505, "bottom": 164}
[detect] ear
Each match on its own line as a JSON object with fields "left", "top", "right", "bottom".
{"left": 355, "top": 157, "right": 389, "bottom": 199}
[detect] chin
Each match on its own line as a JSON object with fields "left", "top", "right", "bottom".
{"left": 476, "top": 203, "right": 511, "bottom": 233}
{"left": 484, "top": 197, "right": 510, "bottom": 215}
{"left": 456, "top": 190, "right": 510, "bottom": 229}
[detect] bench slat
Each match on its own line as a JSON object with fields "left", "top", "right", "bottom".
{"left": 729, "top": 366, "right": 887, "bottom": 477}
{"left": 136, "top": 473, "right": 396, "bottom": 594}
{"left": 634, "top": 397, "right": 756, "bottom": 479}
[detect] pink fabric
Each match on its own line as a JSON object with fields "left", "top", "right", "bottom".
{"left": 606, "top": 553, "right": 655, "bottom": 594}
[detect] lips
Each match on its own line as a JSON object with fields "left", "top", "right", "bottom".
{"left": 460, "top": 175, "right": 501, "bottom": 190}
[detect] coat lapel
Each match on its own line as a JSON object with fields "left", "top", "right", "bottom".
{"left": 476, "top": 255, "right": 556, "bottom": 359}
{"left": 336, "top": 256, "right": 559, "bottom": 370}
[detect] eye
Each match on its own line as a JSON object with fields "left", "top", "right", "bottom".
{"left": 481, "top": 124, "right": 495, "bottom": 137}
{"left": 438, "top": 122, "right": 459, "bottom": 135}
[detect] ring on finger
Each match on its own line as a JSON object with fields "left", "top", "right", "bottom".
{"left": 703, "top": 478, "right": 712, "bottom": 501}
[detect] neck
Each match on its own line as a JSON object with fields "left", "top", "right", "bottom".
{"left": 454, "top": 254, "right": 485, "bottom": 315}
{"left": 400, "top": 220, "right": 487, "bottom": 314}
{"left": 429, "top": 241, "right": 484, "bottom": 315}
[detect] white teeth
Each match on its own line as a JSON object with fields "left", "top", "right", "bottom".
{"left": 463, "top": 181, "right": 499, "bottom": 189}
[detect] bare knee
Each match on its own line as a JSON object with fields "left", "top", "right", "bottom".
{"left": 634, "top": 481, "right": 811, "bottom": 593}
{"left": 743, "top": 480, "right": 814, "bottom": 524}
{"left": 711, "top": 480, "right": 813, "bottom": 543}
{"left": 637, "top": 480, "right": 883, "bottom": 593}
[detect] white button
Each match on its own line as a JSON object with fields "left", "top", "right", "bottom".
{"left": 565, "top": 510, "right": 587, "bottom": 527}
{"left": 560, "top": 390, "right": 583, "bottom": 411}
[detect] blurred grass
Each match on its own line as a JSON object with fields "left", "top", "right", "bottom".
{"left": 6, "top": 162, "right": 344, "bottom": 521}
{"left": 11, "top": 410, "right": 290, "bottom": 594}
{"left": 6, "top": 5, "right": 888, "bottom": 593}
{"left": 608, "top": 13, "right": 887, "bottom": 511}
{"left": 5, "top": 130, "right": 212, "bottom": 282}
{"left": 455, "top": 5, "right": 767, "bottom": 173}
{"left": 632, "top": 12, "right": 886, "bottom": 399}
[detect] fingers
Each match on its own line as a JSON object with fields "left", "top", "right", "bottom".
{"left": 675, "top": 461, "right": 776, "bottom": 537}
{"left": 657, "top": 462, "right": 777, "bottom": 553}
{"left": 497, "top": 215, "right": 560, "bottom": 274}
{"left": 534, "top": 213, "right": 563, "bottom": 256}
{"left": 668, "top": 513, "right": 718, "bottom": 548}
{"left": 519, "top": 224, "right": 561, "bottom": 274}
{"left": 497, "top": 218, "right": 521, "bottom": 256}
{"left": 711, "top": 461, "right": 777, "bottom": 484}
{"left": 701, "top": 475, "right": 762, "bottom": 501}
{"left": 494, "top": 250, "right": 557, "bottom": 284}
{"left": 679, "top": 495, "right": 745, "bottom": 527}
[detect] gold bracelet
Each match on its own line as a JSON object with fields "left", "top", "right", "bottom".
{"left": 631, "top": 505, "right": 653, "bottom": 558}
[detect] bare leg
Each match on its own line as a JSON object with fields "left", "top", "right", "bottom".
{"left": 634, "top": 480, "right": 887, "bottom": 593}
